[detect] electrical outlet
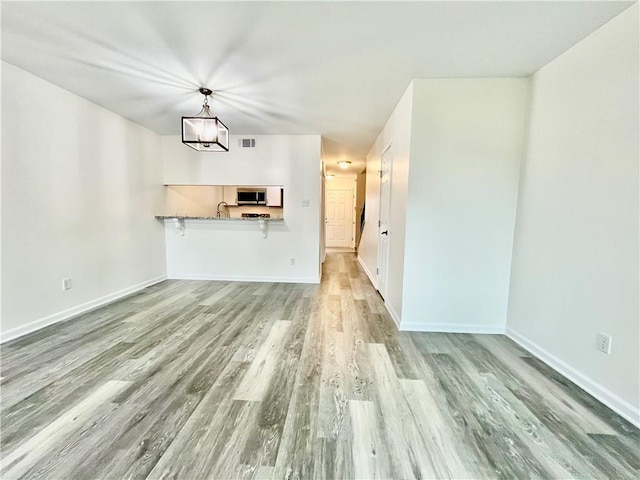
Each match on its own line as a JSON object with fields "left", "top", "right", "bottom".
{"left": 302, "top": 199, "right": 310, "bottom": 207}
{"left": 596, "top": 333, "right": 612, "bottom": 354}
{"left": 290, "top": 258, "right": 296, "bottom": 266}
{"left": 62, "top": 278, "right": 72, "bottom": 291}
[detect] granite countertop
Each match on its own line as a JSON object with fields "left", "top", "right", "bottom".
{"left": 155, "top": 215, "right": 284, "bottom": 221}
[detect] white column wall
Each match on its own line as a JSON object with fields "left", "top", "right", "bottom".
{"left": 506, "top": 5, "right": 639, "bottom": 424}
{"left": 401, "top": 78, "right": 530, "bottom": 333}
{"left": 359, "top": 83, "right": 413, "bottom": 325}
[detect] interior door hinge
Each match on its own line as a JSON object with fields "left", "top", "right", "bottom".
{"left": 376, "top": 268, "right": 379, "bottom": 274}
{"left": 378, "top": 220, "right": 381, "bottom": 227}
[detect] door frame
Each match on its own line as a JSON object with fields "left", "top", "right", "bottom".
{"left": 324, "top": 177, "right": 357, "bottom": 250}
{"left": 377, "top": 142, "right": 393, "bottom": 298}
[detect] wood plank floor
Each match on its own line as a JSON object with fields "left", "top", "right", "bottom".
{"left": 1, "top": 253, "right": 638, "bottom": 479}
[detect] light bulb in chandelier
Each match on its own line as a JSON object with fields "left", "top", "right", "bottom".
{"left": 197, "top": 119, "right": 217, "bottom": 147}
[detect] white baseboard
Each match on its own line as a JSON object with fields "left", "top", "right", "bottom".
{"left": 168, "top": 274, "right": 321, "bottom": 284}
{"left": 400, "top": 323, "right": 505, "bottom": 334}
{"left": 357, "top": 256, "right": 377, "bottom": 289}
{"left": 354, "top": 256, "right": 397, "bottom": 328}
{"left": 0, "top": 275, "right": 167, "bottom": 344}
{"left": 385, "top": 302, "right": 401, "bottom": 329}
{"left": 506, "top": 327, "right": 640, "bottom": 428}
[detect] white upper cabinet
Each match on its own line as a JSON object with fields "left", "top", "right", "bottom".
{"left": 266, "top": 186, "right": 282, "bottom": 207}
{"left": 223, "top": 186, "right": 238, "bottom": 206}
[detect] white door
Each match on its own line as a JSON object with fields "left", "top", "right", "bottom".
{"left": 325, "top": 189, "right": 353, "bottom": 248}
{"left": 377, "top": 147, "right": 392, "bottom": 298}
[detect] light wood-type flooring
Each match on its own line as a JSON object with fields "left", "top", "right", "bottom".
{"left": 1, "top": 253, "right": 638, "bottom": 479}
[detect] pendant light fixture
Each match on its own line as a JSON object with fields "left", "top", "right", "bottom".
{"left": 182, "top": 88, "right": 229, "bottom": 152}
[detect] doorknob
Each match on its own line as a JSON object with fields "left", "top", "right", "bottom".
{"left": 381, "top": 230, "right": 388, "bottom": 235}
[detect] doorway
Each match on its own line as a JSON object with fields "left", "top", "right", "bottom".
{"left": 325, "top": 189, "right": 354, "bottom": 249}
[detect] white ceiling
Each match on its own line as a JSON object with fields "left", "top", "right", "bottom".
{"left": 1, "top": 1, "right": 634, "bottom": 174}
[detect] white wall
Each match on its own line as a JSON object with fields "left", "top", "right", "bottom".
{"left": 325, "top": 175, "right": 356, "bottom": 192}
{"left": 506, "top": 5, "right": 639, "bottom": 424}
{"left": 401, "top": 79, "right": 529, "bottom": 332}
{"left": 1, "top": 62, "right": 167, "bottom": 341}
{"left": 359, "top": 83, "right": 413, "bottom": 321}
{"left": 162, "top": 134, "right": 322, "bottom": 283}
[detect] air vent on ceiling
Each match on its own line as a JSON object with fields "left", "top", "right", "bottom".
{"left": 238, "top": 138, "right": 256, "bottom": 148}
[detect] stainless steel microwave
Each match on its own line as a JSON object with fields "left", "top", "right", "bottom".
{"left": 237, "top": 189, "right": 266, "bottom": 205}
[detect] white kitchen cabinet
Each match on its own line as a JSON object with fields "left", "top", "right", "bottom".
{"left": 223, "top": 186, "right": 238, "bottom": 206}
{"left": 266, "top": 186, "right": 282, "bottom": 207}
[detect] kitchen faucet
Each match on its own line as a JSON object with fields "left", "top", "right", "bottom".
{"left": 216, "top": 201, "right": 229, "bottom": 218}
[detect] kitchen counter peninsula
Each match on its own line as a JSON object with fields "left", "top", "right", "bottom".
{"left": 156, "top": 215, "right": 283, "bottom": 238}
{"left": 155, "top": 215, "right": 284, "bottom": 221}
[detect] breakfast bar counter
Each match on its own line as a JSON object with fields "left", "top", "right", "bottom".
{"left": 155, "top": 215, "right": 284, "bottom": 221}
{"left": 156, "top": 215, "right": 283, "bottom": 238}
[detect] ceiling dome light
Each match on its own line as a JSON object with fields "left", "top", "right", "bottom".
{"left": 182, "top": 88, "right": 229, "bottom": 152}
{"left": 337, "top": 161, "right": 351, "bottom": 169}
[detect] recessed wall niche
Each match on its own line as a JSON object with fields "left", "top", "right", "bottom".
{"left": 163, "top": 185, "right": 284, "bottom": 218}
